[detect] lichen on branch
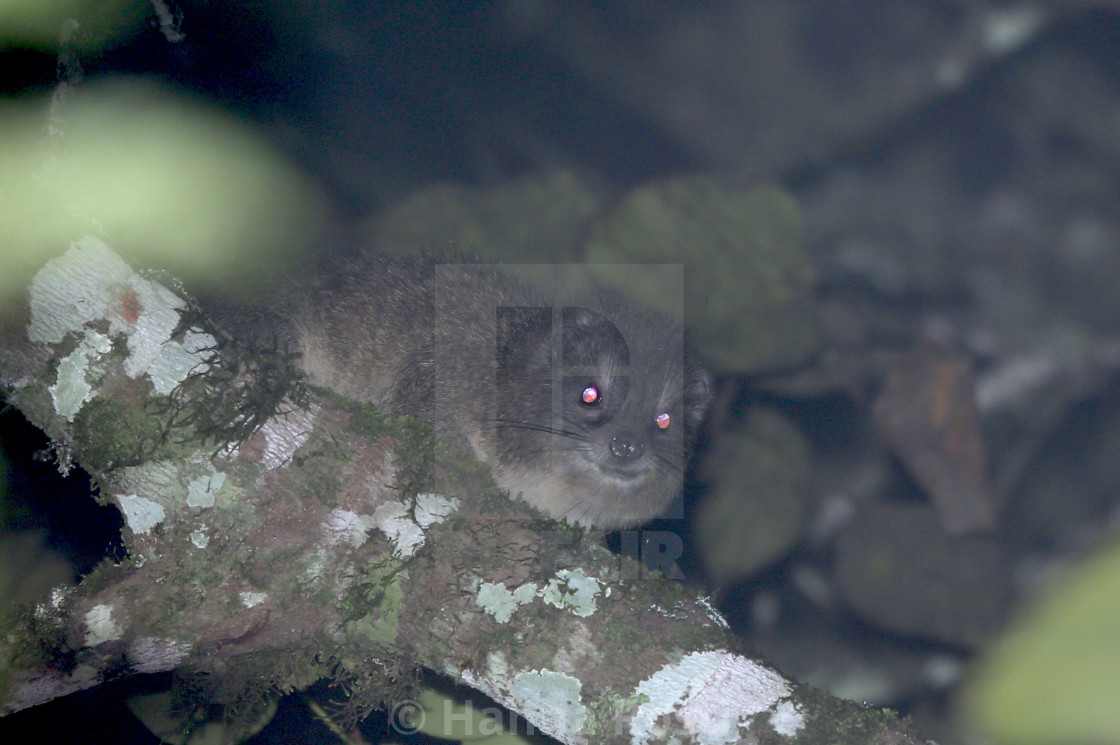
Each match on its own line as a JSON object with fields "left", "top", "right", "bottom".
{"left": 0, "top": 239, "right": 921, "bottom": 744}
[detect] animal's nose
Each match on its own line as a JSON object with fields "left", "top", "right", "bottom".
{"left": 609, "top": 434, "right": 644, "bottom": 460}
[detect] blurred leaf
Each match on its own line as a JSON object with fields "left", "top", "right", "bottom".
{"left": 361, "top": 169, "right": 605, "bottom": 263}
{"left": 583, "top": 178, "right": 818, "bottom": 374}
{"left": 872, "top": 341, "right": 995, "bottom": 534}
{"left": 0, "top": 80, "right": 327, "bottom": 305}
{"left": 695, "top": 407, "right": 811, "bottom": 584}
{"left": 0, "top": 0, "right": 147, "bottom": 50}
{"left": 835, "top": 503, "right": 1010, "bottom": 647}
{"left": 125, "top": 690, "right": 277, "bottom": 745}
{"left": 0, "top": 531, "right": 72, "bottom": 614}
{"left": 410, "top": 687, "right": 535, "bottom": 744}
{"left": 963, "top": 540, "right": 1120, "bottom": 744}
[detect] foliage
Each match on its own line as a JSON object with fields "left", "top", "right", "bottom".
{"left": 964, "top": 539, "right": 1120, "bottom": 744}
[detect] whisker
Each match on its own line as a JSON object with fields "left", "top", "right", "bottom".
{"left": 481, "top": 418, "right": 591, "bottom": 442}
{"left": 649, "top": 452, "right": 683, "bottom": 475}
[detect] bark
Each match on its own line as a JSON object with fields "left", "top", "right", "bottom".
{"left": 0, "top": 237, "right": 923, "bottom": 744}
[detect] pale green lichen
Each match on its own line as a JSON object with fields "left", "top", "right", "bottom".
{"left": 186, "top": 470, "right": 227, "bottom": 508}
{"left": 476, "top": 581, "right": 539, "bottom": 624}
{"left": 116, "top": 460, "right": 182, "bottom": 498}
{"left": 486, "top": 650, "right": 509, "bottom": 679}
{"left": 83, "top": 603, "right": 123, "bottom": 647}
{"left": 116, "top": 494, "right": 166, "bottom": 535}
{"left": 239, "top": 591, "right": 268, "bottom": 608}
{"left": 117, "top": 277, "right": 188, "bottom": 379}
{"left": 322, "top": 508, "right": 379, "bottom": 549}
{"left": 28, "top": 237, "right": 133, "bottom": 345}
{"left": 414, "top": 492, "right": 459, "bottom": 524}
{"left": 372, "top": 493, "right": 459, "bottom": 559}
{"left": 371, "top": 502, "right": 424, "bottom": 557}
{"left": 513, "top": 583, "right": 538, "bottom": 602}
{"left": 541, "top": 569, "right": 602, "bottom": 617}
{"left": 28, "top": 237, "right": 218, "bottom": 410}
{"left": 114, "top": 458, "right": 243, "bottom": 531}
{"left": 630, "top": 651, "right": 791, "bottom": 745}
{"left": 51, "top": 351, "right": 93, "bottom": 420}
{"left": 508, "top": 669, "right": 586, "bottom": 744}
{"left": 147, "top": 328, "right": 216, "bottom": 395}
{"left": 769, "top": 700, "right": 806, "bottom": 737}
{"left": 257, "top": 407, "right": 317, "bottom": 471}
{"left": 477, "top": 570, "right": 603, "bottom": 624}
{"left": 49, "top": 329, "right": 111, "bottom": 420}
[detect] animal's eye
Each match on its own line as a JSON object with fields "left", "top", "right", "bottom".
{"left": 655, "top": 412, "right": 671, "bottom": 430}
{"left": 581, "top": 385, "right": 601, "bottom": 405}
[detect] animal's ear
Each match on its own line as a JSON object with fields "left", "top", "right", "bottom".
{"left": 496, "top": 306, "right": 553, "bottom": 372}
{"left": 561, "top": 305, "right": 598, "bottom": 330}
{"left": 560, "top": 306, "right": 630, "bottom": 366}
{"left": 684, "top": 362, "right": 711, "bottom": 429}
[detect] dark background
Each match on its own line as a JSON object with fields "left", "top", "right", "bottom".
{"left": 4, "top": 1, "right": 1120, "bottom": 742}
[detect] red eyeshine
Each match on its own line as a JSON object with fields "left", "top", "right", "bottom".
{"left": 656, "top": 412, "right": 671, "bottom": 430}
{"left": 582, "top": 386, "right": 600, "bottom": 404}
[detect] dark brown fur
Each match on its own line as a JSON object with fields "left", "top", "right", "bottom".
{"left": 226, "top": 251, "right": 708, "bottom": 528}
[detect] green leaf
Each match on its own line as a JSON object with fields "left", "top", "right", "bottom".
{"left": 583, "top": 178, "right": 817, "bottom": 374}
{"left": 411, "top": 688, "right": 536, "bottom": 744}
{"left": 694, "top": 408, "right": 810, "bottom": 584}
{"left": 964, "top": 540, "right": 1120, "bottom": 744}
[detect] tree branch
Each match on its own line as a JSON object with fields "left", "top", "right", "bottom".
{"left": 0, "top": 238, "right": 922, "bottom": 744}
